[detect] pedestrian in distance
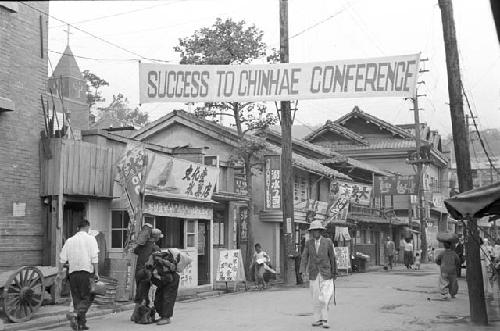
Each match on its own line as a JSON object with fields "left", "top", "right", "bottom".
{"left": 299, "top": 220, "right": 337, "bottom": 329}
{"left": 414, "top": 252, "right": 421, "bottom": 270}
{"left": 384, "top": 236, "right": 395, "bottom": 270}
{"left": 59, "top": 219, "right": 99, "bottom": 331}
{"left": 403, "top": 238, "right": 414, "bottom": 270}
{"left": 454, "top": 237, "right": 465, "bottom": 277}
{"left": 436, "top": 241, "right": 461, "bottom": 300}
{"left": 252, "top": 243, "right": 276, "bottom": 290}
{"left": 130, "top": 226, "right": 161, "bottom": 323}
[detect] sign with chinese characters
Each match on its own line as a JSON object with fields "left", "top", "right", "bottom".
{"left": 146, "top": 154, "right": 219, "bottom": 201}
{"left": 216, "top": 249, "right": 246, "bottom": 282}
{"left": 326, "top": 181, "right": 351, "bottom": 222}
{"left": 234, "top": 175, "right": 248, "bottom": 196}
{"left": 334, "top": 246, "right": 351, "bottom": 271}
{"left": 178, "top": 249, "right": 197, "bottom": 288}
{"left": 144, "top": 201, "right": 212, "bottom": 220}
{"left": 373, "top": 175, "right": 418, "bottom": 196}
{"left": 12, "top": 202, "right": 26, "bottom": 217}
{"left": 264, "top": 155, "right": 281, "bottom": 210}
{"left": 239, "top": 207, "right": 248, "bottom": 241}
{"left": 432, "top": 193, "right": 444, "bottom": 208}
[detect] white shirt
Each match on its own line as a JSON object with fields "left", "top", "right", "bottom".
{"left": 60, "top": 231, "right": 99, "bottom": 274}
{"left": 404, "top": 242, "right": 413, "bottom": 252}
{"left": 315, "top": 238, "right": 321, "bottom": 253}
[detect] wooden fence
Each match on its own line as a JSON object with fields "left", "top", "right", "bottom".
{"left": 40, "top": 138, "right": 115, "bottom": 197}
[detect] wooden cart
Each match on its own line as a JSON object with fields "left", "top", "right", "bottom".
{"left": 0, "top": 266, "right": 58, "bottom": 322}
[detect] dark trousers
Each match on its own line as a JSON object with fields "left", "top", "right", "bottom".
{"left": 69, "top": 271, "right": 94, "bottom": 324}
{"left": 135, "top": 269, "right": 152, "bottom": 305}
{"left": 153, "top": 272, "right": 180, "bottom": 319}
{"left": 294, "top": 255, "right": 303, "bottom": 284}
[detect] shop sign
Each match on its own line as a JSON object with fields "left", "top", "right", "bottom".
{"left": 144, "top": 201, "right": 212, "bottom": 219}
{"left": 373, "top": 175, "right": 418, "bottom": 196}
{"left": 216, "top": 249, "right": 246, "bottom": 282}
{"left": 139, "top": 53, "right": 420, "bottom": 104}
{"left": 264, "top": 155, "right": 281, "bottom": 210}
{"left": 146, "top": 154, "right": 219, "bottom": 201}
{"left": 239, "top": 207, "right": 248, "bottom": 241}
{"left": 334, "top": 246, "right": 351, "bottom": 271}
{"left": 326, "top": 181, "right": 351, "bottom": 222}
{"left": 234, "top": 175, "right": 248, "bottom": 196}
{"left": 432, "top": 193, "right": 444, "bottom": 208}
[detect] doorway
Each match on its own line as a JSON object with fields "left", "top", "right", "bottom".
{"left": 63, "top": 201, "right": 86, "bottom": 243}
{"left": 198, "top": 220, "right": 210, "bottom": 285}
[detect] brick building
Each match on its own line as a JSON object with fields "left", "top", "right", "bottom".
{"left": 0, "top": 2, "right": 49, "bottom": 270}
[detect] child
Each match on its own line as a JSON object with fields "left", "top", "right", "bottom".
{"left": 414, "top": 252, "right": 421, "bottom": 270}
{"left": 436, "top": 241, "right": 461, "bottom": 300}
{"left": 252, "top": 243, "right": 275, "bottom": 289}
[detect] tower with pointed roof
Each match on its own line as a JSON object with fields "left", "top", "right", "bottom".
{"left": 48, "top": 44, "right": 89, "bottom": 131}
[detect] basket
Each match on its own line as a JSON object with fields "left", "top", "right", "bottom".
{"left": 93, "top": 276, "right": 118, "bottom": 307}
{"left": 437, "top": 232, "right": 458, "bottom": 243}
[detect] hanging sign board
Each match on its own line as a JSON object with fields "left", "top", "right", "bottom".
{"left": 264, "top": 155, "right": 281, "bottom": 210}
{"left": 139, "top": 53, "right": 420, "bottom": 104}
{"left": 373, "top": 175, "right": 418, "bottom": 196}
{"left": 216, "top": 249, "right": 246, "bottom": 282}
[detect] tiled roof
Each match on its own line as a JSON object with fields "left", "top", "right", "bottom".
{"left": 324, "top": 138, "right": 417, "bottom": 151}
{"left": 303, "top": 120, "right": 368, "bottom": 145}
{"left": 134, "top": 109, "right": 350, "bottom": 179}
{"left": 335, "top": 106, "right": 413, "bottom": 139}
{"left": 51, "top": 45, "right": 84, "bottom": 80}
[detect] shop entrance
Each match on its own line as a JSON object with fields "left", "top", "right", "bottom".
{"left": 198, "top": 220, "right": 210, "bottom": 285}
{"left": 63, "top": 201, "right": 86, "bottom": 243}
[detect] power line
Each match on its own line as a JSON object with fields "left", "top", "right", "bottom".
{"left": 461, "top": 83, "right": 500, "bottom": 175}
{"left": 48, "top": 49, "right": 150, "bottom": 63}
{"left": 49, "top": 0, "right": 184, "bottom": 29}
{"left": 20, "top": 2, "right": 170, "bottom": 63}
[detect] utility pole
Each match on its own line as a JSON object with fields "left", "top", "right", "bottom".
{"left": 438, "top": 0, "right": 488, "bottom": 325}
{"left": 279, "top": 0, "right": 295, "bottom": 285}
{"left": 411, "top": 95, "right": 427, "bottom": 262}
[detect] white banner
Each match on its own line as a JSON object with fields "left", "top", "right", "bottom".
{"left": 139, "top": 53, "right": 420, "bottom": 104}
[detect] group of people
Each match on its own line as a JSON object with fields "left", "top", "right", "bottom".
{"left": 383, "top": 237, "right": 421, "bottom": 270}
{"left": 59, "top": 221, "right": 184, "bottom": 330}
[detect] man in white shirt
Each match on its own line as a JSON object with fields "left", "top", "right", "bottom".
{"left": 60, "top": 219, "right": 99, "bottom": 331}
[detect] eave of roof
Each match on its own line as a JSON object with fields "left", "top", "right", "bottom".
{"left": 304, "top": 120, "right": 368, "bottom": 145}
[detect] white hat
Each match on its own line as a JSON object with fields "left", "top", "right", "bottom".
{"left": 144, "top": 223, "right": 153, "bottom": 228}
{"left": 308, "top": 220, "right": 326, "bottom": 231}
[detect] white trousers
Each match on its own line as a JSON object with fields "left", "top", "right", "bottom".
{"left": 310, "top": 273, "right": 334, "bottom": 322}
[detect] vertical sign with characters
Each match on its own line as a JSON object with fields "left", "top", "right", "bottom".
{"left": 264, "top": 155, "right": 281, "bottom": 210}
{"left": 216, "top": 249, "right": 246, "bottom": 282}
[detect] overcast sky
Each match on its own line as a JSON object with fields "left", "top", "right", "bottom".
{"left": 47, "top": 0, "right": 500, "bottom": 136}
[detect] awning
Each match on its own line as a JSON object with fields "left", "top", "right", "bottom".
{"left": 430, "top": 206, "right": 448, "bottom": 214}
{"left": 444, "top": 181, "right": 500, "bottom": 219}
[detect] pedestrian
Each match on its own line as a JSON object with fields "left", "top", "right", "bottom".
{"left": 147, "top": 236, "right": 181, "bottom": 326}
{"left": 384, "top": 236, "right": 395, "bottom": 270}
{"left": 299, "top": 220, "right": 337, "bottom": 329}
{"left": 480, "top": 238, "right": 493, "bottom": 296}
{"left": 414, "top": 252, "right": 421, "bottom": 270}
{"left": 436, "top": 241, "right": 461, "bottom": 300}
{"left": 130, "top": 227, "right": 161, "bottom": 322}
{"left": 294, "top": 236, "right": 306, "bottom": 285}
{"left": 252, "top": 243, "right": 276, "bottom": 290}
{"left": 59, "top": 219, "right": 99, "bottom": 331}
{"left": 403, "top": 238, "right": 414, "bottom": 269}
{"left": 454, "top": 237, "right": 465, "bottom": 277}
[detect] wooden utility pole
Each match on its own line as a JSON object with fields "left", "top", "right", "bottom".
{"left": 438, "top": 0, "right": 488, "bottom": 325}
{"left": 279, "top": 0, "right": 295, "bottom": 285}
{"left": 411, "top": 96, "right": 427, "bottom": 262}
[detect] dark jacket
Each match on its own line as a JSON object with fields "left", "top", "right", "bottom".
{"left": 299, "top": 237, "right": 337, "bottom": 280}
{"left": 436, "top": 249, "right": 461, "bottom": 274}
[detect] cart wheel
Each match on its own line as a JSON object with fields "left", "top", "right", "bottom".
{"left": 3, "top": 267, "right": 45, "bottom": 322}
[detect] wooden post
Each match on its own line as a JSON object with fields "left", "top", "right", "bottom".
{"left": 438, "top": 0, "right": 488, "bottom": 325}
{"left": 279, "top": 0, "right": 295, "bottom": 285}
{"left": 412, "top": 97, "right": 427, "bottom": 262}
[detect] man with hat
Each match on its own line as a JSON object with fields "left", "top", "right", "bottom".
{"left": 299, "top": 220, "right": 337, "bottom": 329}
{"left": 131, "top": 227, "right": 162, "bottom": 322}
{"left": 59, "top": 219, "right": 99, "bottom": 330}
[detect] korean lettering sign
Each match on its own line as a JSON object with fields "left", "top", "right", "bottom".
{"left": 264, "top": 155, "right": 281, "bottom": 210}
{"left": 373, "top": 175, "right": 418, "bottom": 196}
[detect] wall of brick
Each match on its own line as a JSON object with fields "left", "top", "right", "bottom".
{"left": 0, "top": 2, "right": 48, "bottom": 270}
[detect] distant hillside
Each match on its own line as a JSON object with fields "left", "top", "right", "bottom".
{"left": 271, "top": 124, "right": 322, "bottom": 140}
{"left": 443, "top": 128, "right": 500, "bottom": 164}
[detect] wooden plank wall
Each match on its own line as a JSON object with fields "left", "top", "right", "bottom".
{"left": 40, "top": 139, "right": 115, "bottom": 197}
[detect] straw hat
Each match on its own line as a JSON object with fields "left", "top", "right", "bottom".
{"left": 151, "top": 228, "right": 164, "bottom": 239}
{"left": 308, "top": 220, "right": 326, "bottom": 231}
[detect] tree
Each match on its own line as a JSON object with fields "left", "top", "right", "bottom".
{"left": 96, "top": 93, "right": 149, "bottom": 128}
{"left": 175, "top": 18, "right": 278, "bottom": 278}
{"left": 83, "top": 70, "right": 109, "bottom": 109}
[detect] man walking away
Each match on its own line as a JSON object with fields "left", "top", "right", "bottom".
{"left": 436, "top": 241, "right": 461, "bottom": 300}
{"left": 60, "top": 220, "right": 99, "bottom": 330}
{"left": 299, "top": 220, "right": 337, "bottom": 329}
{"left": 384, "top": 237, "right": 395, "bottom": 270}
